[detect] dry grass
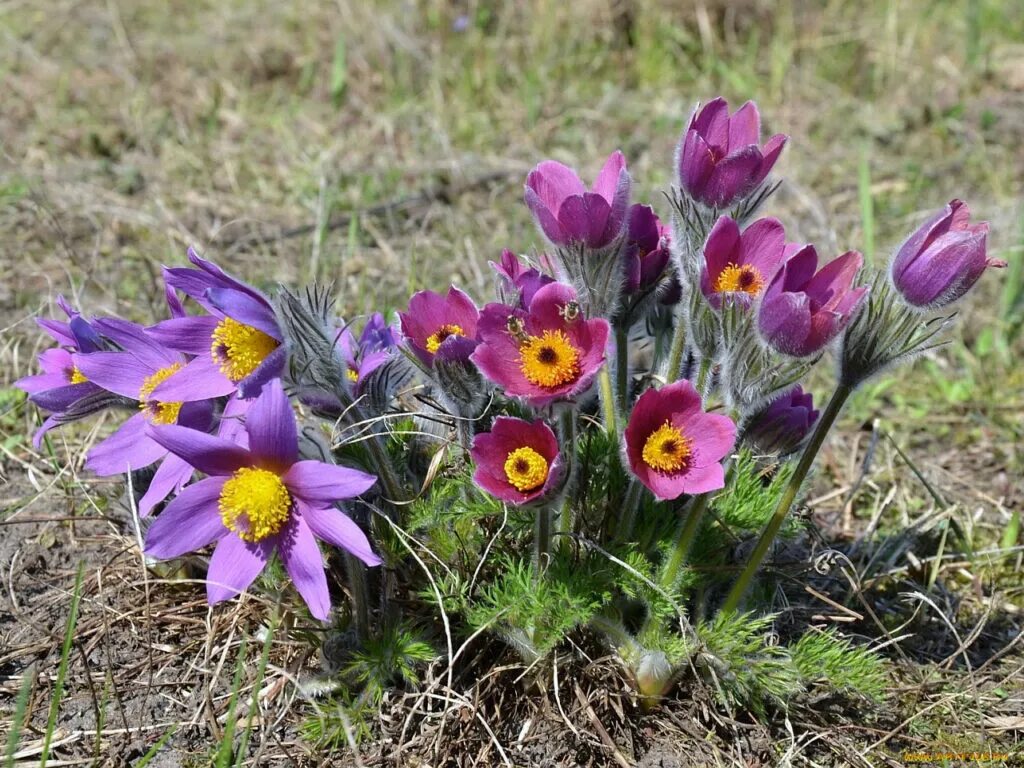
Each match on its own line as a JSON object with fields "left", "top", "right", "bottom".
{"left": 2, "top": 0, "right": 1023, "bottom": 765}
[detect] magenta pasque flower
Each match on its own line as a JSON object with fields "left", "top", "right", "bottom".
{"left": 491, "top": 249, "right": 555, "bottom": 309}
{"left": 147, "top": 248, "right": 286, "bottom": 402}
{"left": 471, "top": 282, "right": 610, "bottom": 408}
{"left": 624, "top": 380, "right": 736, "bottom": 501}
{"left": 338, "top": 312, "right": 397, "bottom": 394}
{"left": 524, "top": 151, "right": 631, "bottom": 249}
{"left": 399, "top": 286, "right": 480, "bottom": 366}
{"left": 700, "top": 215, "right": 789, "bottom": 307}
{"left": 144, "top": 380, "right": 379, "bottom": 620}
{"left": 623, "top": 204, "right": 672, "bottom": 295}
{"left": 744, "top": 386, "right": 819, "bottom": 457}
{"left": 471, "top": 417, "right": 562, "bottom": 505}
{"left": 759, "top": 247, "right": 868, "bottom": 357}
{"left": 678, "top": 97, "right": 787, "bottom": 209}
{"left": 891, "top": 199, "right": 1003, "bottom": 309}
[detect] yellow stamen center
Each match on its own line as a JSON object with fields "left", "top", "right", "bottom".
{"left": 138, "top": 363, "right": 185, "bottom": 425}
{"left": 219, "top": 467, "right": 292, "bottom": 542}
{"left": 503, "top": 446, "right": 549, "bottom": 493}
{"left": 211, "top": 317, "right": 279, "bottom": 382}
{"left": 714, "top": 264, "right": 764, "bottom": 296}
{"left": 69, "top": 367, "right": 88, "bottom": 384}
{"left": 346, "top": 367, "right": 359, "bottom": 382}
{"left": 425, "top": 323, "right": 465, "bottom": 354}
{"left": 642, "top": 422, "right": 693, "bottom": 473}
{"left": 518, "top": 330, "right": 580, "bottom": 388}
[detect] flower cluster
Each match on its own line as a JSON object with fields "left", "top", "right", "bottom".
{"left": 18, "top": 94, "right": 1004, "bottom": 704}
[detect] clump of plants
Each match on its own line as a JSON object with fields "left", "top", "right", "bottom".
{"left": 18, "top": 96, "right": 1005, "bottom": 731}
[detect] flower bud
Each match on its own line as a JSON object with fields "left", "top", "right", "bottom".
{"left": 743, "top": 386, "right": 819, "bottom": 457}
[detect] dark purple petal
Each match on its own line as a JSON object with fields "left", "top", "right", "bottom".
{"left": 527, "top": 161, "right": 587, "bottom": 211}
{"left": 750, "top": 133, "right": 787, "bottom": 187}
{"left": 144, "top": 476, "right": 228, "bottom": 557}
{"left": 524, "top": 186, "right": 568, "bottom": 246}
{"left": 147, "top": 423, "right": 253, "bottom": 476}
{"left": 679, "top": 130, "right": 716, "bottom": 199}
{"left": 702, "top": 145, "right": 763, "bottom": 208}
{"left": 29, "top": 382, "right": 97, "bottom": 412}
{"left": 206, "top": 288, "right": 281, "bottom": 340}
{"left": 283, "top": 460, "right": 377, "bottom": 503}
{"left": 278, "top": 516, "right": 330, "bottom": 620}
{"left": 177, "top": 399, "right": 216, "bottom": 431}
{"left": 235, "top": 344, "right": 287, "bottom": 399}
{"left": 244, "top": 379, "right": 298, "bottom": 470}
{"left": 758, "top": 292, "right": 812, "bottom": 356}
{"left": 728, "top": 101, "right": 761, "bottom": 149}
{"left": 692, "top": 97, "right": 729, "bottom": 146}
{"left": 206, "top": 534, "right": 272, "bottom": 605}
{"left": 298, "top": 500, "right": 381, "bottom": 566}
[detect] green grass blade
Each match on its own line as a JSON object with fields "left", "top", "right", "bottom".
{"left": 39, "top": 561, "right": 85, "bottom": 768}
{"left": 331, "top": 34, "right": 347, "bottom": 105}
{"left": 233, "top": 613, "right": 277, "bottom": 767}
{"left": 3, "top": 664, "right": 37, "bottom": 767}
{"left": 214, "top": 637, "right": 249, "bottom": 768}
{"left": 1000, "top": 509, "right": 1020, "bottom": 554}
{"left": 134, "top": 725, "right": 178, "bottom": 768}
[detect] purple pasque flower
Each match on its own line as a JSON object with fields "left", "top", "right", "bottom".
{"left": 399, "top": 286, "right": 480, "bottom": 366}
{"left": 70, "top": 318, "right": 215, "bottom": 515}
{"left": 16, "top": 296, "right": 107, "bottom": 447}
{"left": 891, "top": 199, "right": 1003, "bottom": 309}
{"left": 677, "top": 97, "right": 788, "bottom": 209}
{"left": 471, "top": 282, "right": 610, "bottom": 408}
{"left": 524, "top": 151, "right": 631, "bottom": 250}
{"left": 144, "top": 380, "right": 379, "bottom": 620}
{"left": 337, "top": 313, "right": 397, "bottom": 393}
{"left": 700, "top": 215, "right": 789, "bottom": 307}
{"left": 744, "top": 386, "right": 819, "bottom": 457}
{"left": 491, "top": 249, "right": 555, "bottom": 309}
{"left": 759, "top": 247, "right": 868, "bottom": 358}
{"left": 624, "top": 380, "right": 736, "bottom": 501}
{"left": 471, "top": 417, "right": 562, "bottom": 505}
{"left": 146, "top": 248, "right": 286, "bottom": 402}
{"left": 623, "top": 204, "right": 672, "bottom": 295}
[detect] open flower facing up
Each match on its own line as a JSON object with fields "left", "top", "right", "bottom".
{"left": 337, "top": 313, "right": 397, "bottom": 394}
{"left": 471, "top": 417, "right": 562, "bottom": 505}
{"left": 524, "top": 151, "right": 631, "bottom": 250}
{"left": 624, "top": 380, "right": 736, "bottom": 501}
{"left": 677, "top": 97, "right": 787, "bottom": 209}
{"left": 891, "top": 199, "right": 1002, "bottom": 309}
{"left": 623, "top": 205, "right": 672, "bottom": 295}
{"left": 71, "top": 318, "right": 215, "bottom": 515}
{"left": 491, "top": 249, "right": 555, "bottom": 310}
{"left": 147, "top": 248, "right": 286, "bottom": 402}
{"left": 16, "top": 296, "right": 106, "bottom": 447}
{"left": 144, "top": 380, "right": 379, "bottom": 620}
{"left": 744, "top": 386, "right": 819, "bottom": 457}
{"left": 399, "top": 286, "right": 480, "bottom": 366}
{"left": 472, "top": 282, "right": 610, "bottom": 408}
{"left": 759, "top": 248, "right": 867, "bottom": 358}
{"left": 700, "top": 215, "right": 789, "bottom": 307}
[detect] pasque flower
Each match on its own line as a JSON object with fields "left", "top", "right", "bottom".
{"left": 471, "top": 417, "right": 562, "bottom": 505}
{"left": 623, "top": 205, "right": 672, "bottom": 295}
{"left": 70, "top": 318, "right": 215, "bottom": 515}
{"left": 399, "top": 286, "right": 480, "bottom": 366}
{"left": 337, "top": 313, "right": 397, "bottom": 394}
{"left": 700, "top": 215, "right": 789, "bottom": 307}
{"left": 677, "top": 97, "right": 787, "bottom": 209}
{"left": 471, "top": 282, "right": 610, "bottom": 408}
{"left": 16, "top": 296, "right": 106, "bottom": 447}
{"left": 492, "top": 249, "right": 554, "bottom": 309}
{"left": 744, "top": 386, "right": 819, "bottom": 457}
{"left": 144, "top": 380, "right": 379, "bottom": 620}
{"left": 624, "top": 380, "right": 736, "bottom": 501}
{"left": 524, "top": 151, "right": 631, "bottom": 250}
{"left": 147, "top": 248, "right": 286, "bottom": 401}
{"left": 890, "top": 199, "right": 1003, "bottom": 309}
{"left": 759, "top": 247, "right": 868, "bottom": 357}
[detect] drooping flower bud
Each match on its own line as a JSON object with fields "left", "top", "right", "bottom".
{"left": 743, "top": 386, "right": 819, "bottom": 457}
{"left": 677, "top": 98, "right": 787, "bottom": 210}
{"left": 623, "top": 204, "right": 672, "bottom": 295}
{"left": 890, "top": 200, "right": 1003, "bottom": 309}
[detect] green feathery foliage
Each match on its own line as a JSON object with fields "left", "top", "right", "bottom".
{"left": 343, "top": 620, "right": 435, "bottom": 705}
{"left": 712, "top": 451, "right": 798, "bottom": 535}
{"left": 791, "top": 628, "right": 889, "bottom": 701}
{"left": 696, "top": 612, "right": 801, "bottom": 717}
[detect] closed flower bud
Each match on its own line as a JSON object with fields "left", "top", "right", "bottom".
{"left": 890, "top": 200, "right": 1003, "bottom": 309}
{"left": 744, "top": 386, "right": 819, "bottom": 457}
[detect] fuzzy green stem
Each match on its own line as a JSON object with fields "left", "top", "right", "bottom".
{"left": 534, "top": 507, "right": 552, "bottom": 577}
{"left": 615, "top": 325, "right": 630, "bottom": 412}
{"left": 721, "top": 383, "right": 853, "bottom": 613}
{"left": 660, "top": 492, "right": 710, "bottom": 589}
{"left": 694, "top": 355, "right": 712, "bottom": 396}
{"left": 343, "top": 552, "right": 370, "bottom": 643}
{"left": 665, "top": 309, "right": 688, "bottom": 383}
{"left": 616, "top": 479, "right": 644, "bottom": 543}
{"left": 557, "top": 409, "right": 577, "bottom": 548}
{"left": 456, "top": 417, "right": 475, "bottom": 459}
{"left": 597, "top": 365, "right": 617, "bottom": 434}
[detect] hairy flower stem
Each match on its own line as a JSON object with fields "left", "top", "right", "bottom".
{"left": 665, "top": 308, "right": 688, "bottom": 383}
{"left": 615, "top": 325, "right": 630, "bottom": 412}
{"left": 597, "top": 365, "right": 617, "bottom": 434}
{"left": 534, "top": 507, "right": 553, "bottom": 578}
{"left": 660, "top": 492, "right": 710, "bottom": 589}
{"left": 616, "top": 479, "right": 644, "bottom": 543}
{"left": 557, "top": 409, "right": 578, "bottom": 548}
{"left": 343, "top": 552, "right": 370, "bottom": 643}
{"left": 695, "top": 355, "right": 712, "bottom": 397}
{"left": 721, "top": 383, "right": 853, "bottom": 613}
